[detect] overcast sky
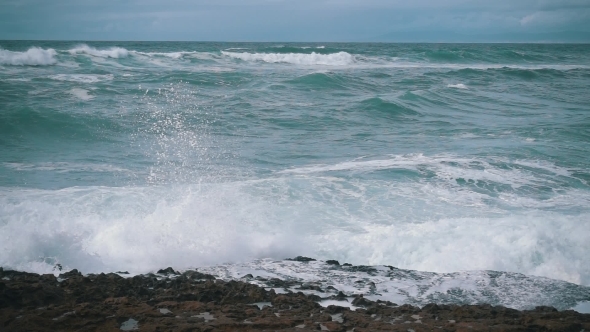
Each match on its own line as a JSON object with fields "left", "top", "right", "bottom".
{"left": 1, "top": 0, "right": 589, "bottom": 42}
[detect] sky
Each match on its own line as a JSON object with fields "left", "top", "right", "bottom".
{"left": 0, "top": 0, "right": 589, "bottom": 42}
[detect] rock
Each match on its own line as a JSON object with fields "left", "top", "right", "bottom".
{"left": 156, "top": 267, "right": 179, "bottom": 275}
{"left": 326, "top": 260, "right": 340, "bottom": 266}
{"left": 183, "top": 270, "right": 216, "bottom": 280}
{"left": 351, "top": 295, "right": 375, "bottom": 307}
{"left": 0, "top": 267, "right": 588, "bottom": 332}
{"left": 286, "top": 256, "right": 317, "bottom": 262}
{"left": 58, "top": 269, "right": 82, "bottom": 278}
{"left": 348, "top": 265, "right": 378, "bottom": 274}
{"left": 335, "top": 291, "right": 347, "bottom": 300}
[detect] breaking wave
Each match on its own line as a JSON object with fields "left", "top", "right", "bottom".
{"left": 0, "top": 47, "right": 57, "bottom": 66}
{"left": 221, "top": 51, "right": 355, "bottom": 66}
{"left": 69, "top": 44, "right": 129, "bottom": 58}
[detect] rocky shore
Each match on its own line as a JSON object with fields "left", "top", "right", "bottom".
{"left": 1, "top": 265, "right": 589, "bottom": 331}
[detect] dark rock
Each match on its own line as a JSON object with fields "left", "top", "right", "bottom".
{"left": 534, "top": 306, "right": 558, "bottom": 312}
{"left": 286, "top": 256, "right": 317, "bottom": 262}
{"left": 342, "top": 263, "right": 352, "bottom": 266}
{"left": 156, "top": 267, "right": 179, "bottom": 275}
{"left": 351, "top": 295, "right": 375, "bottom": 307}
{"left": 182, "top": 270, "right": 215, "bottom": 280}
{"left": 325, "top": 291, "right": 349, "bottom": 301}
{"left": 348, "top": 265, "right": 378, "bottom": 274}
{"left": 299, "top": 283, "right": 324, "bottom": 292}
{"left": 325, "top": 305, "right": 350, "bottom": 314}
{"left": 326, "top": 260, "right": 340, "bottom": 265}
{"left": 1, "top": 268, "right": 588, "bottom": 332}
{"left": 58, "top": 269, "right": 82, "bottom": 278}
{"left": 376, "top": 299, "right": 397, "bottom": 306}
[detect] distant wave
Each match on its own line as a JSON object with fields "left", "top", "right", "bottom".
{"left": 49, "top": 74, "right": 114, "bottom": 83}
{"left": 0, "top": 47, "right": 57, "bottom": 66}
{"left": 69, "top": 44, "right": 129, "bottom": 58}
{"left": 133, "top": 51, "right": 196, "bottom": 59}
{"left": 69, "top": 88, "right": 94, "bottom": 101}
{"left": 447, "top": 83, "right": 468, "bottom": 89}
{"left": 221, "top": 51, "right": 355, "bottom": 66}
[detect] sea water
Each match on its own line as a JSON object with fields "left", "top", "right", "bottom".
{"left": 1, "top": 41, "right": 589, "bottom": 309}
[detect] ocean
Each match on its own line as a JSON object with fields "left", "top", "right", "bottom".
{"left": 1, "top": 41, "right": 589, "bottom": 310}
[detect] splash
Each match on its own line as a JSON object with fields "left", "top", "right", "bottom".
{"left": 69, "top": 44, "right": 129, "bottom": 58}
{"left": 0, "top": 47, "right": 57, "bottom": 66}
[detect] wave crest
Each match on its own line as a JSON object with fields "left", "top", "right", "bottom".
{"left": 0, "top": 47, "right": 57, "bottom": 66}
{"left": 69, "top": 44, "right": 129, "bottom": 58}
{"left": 221, "top": 51, "right": 354, "bottom": 66}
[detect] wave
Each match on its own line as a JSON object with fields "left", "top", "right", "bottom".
{"left": 447, "top": 83, "right": 468, "bottom": 89}
{"left": 49, "top": 74, "right": 114, "bottom": 83}
{"left": 1, "top": 180, "right": 588, "bottom": 286}
{"left": 68, "top": 44, "right": 129, "bottom": 58}
{"left": 258, "top": 45, "right": 336, "bottom": 54}
{"left": 69, "top": 88, "right": 94, "bottom": 101}
{"left": 221, "top": 51, "right": 355, "bottom": 66}
{"left": 132, "top": 51, "right": 199, "bottom": 59}
{"left": 358, "top": 97, "right": 420, "bottom": 118}
{"left": 278, "top": 154, "right": 587, "bottom": 210}
{"left": 0, "top": 107, "right": 125, "bottom": 143}
{"left": 0, "top": 47, "right": 57, "bottom": 66}
{"left": 3, "top": 162, "right": 129, "bottom": 173}
{"left": 287, "top": 72, "right": 348, "bottom": 90}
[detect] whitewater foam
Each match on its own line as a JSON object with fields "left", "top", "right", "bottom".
{"left": 69, "top": 88, "right": 94, "bottom": 101}
{"left": 278, "top": 154, "right": 576, "bottom": 191}
{"left": 447, "top": 83, "right": 468, "bottom": 89}
{"left": 69, "top": 45, "right": 129, "bottom": 58}
{"left": 49, "top": 74, "right": 114, "bottom": 83}
{"left": 1, "top": 173, "right": 588, "bottom": 285}
{"left": 221, "top": 51, "right": 355, "bottom": 66}
{"left": 0, "top": 47, "right": 57, "bottom": 66}
{"left": 3, "top": 162, "right": 129, "bottom": 173}
{"left": 198, "top": 259, "right": 590, "bottom": 310}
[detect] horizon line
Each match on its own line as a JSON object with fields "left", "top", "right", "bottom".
{"left": 1, "top": 39, "right": 590, "bottom": 44}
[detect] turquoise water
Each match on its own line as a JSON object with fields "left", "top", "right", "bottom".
{"left": 1, "top": 42, "right": 589, "bottom": 291}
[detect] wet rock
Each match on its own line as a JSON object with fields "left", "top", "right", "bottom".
{"left": 299, "top": 283, "right": 324, "bottom": 292}
{"left": 58, "top": 269, "right": 82, "bottom": 278}
{"left": 156, "top": 267, "right": 179, "bottom": 275}
{"left": 287, "top": 256, "right": 317, "bottom": 262}
{"left": 183, "top": 270, "right": 216, "bottom": 280}
{"left": 326, "top": 260, "right": 340, "bottom": 265}
{"left": 348, "top": 265, "right": 378, "bottom": 274}
{"left": 0, "top": 267, "right": 588, "bottom": 331}
{"left": 351, "top": 295, "right": 375, "bottom": 307}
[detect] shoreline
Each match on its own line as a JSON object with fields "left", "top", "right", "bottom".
{"left": 2, "top": 265, "right": 589, "bottom": 331}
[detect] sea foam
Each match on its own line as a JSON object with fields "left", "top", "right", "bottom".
{"left": 49, "top": 74, "right": 114, "bottom": 83}
{"left": 221, "top": 51, "right": 355, "bottom": 66}
{"left": 69, "top": 45, "right": 129, "bottom": 58}
{"left": 69, "top": 88, "right": 94, "bottom": 101}
{"left": 0, "top": 47, "right": 57, "bottom": 66}
{"left": 1, "top": 171, "right": 588, "bottom": 286}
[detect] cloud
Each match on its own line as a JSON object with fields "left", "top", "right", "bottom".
{"left": 520, "top": 8, "right": 590, "bottom": 28}
{"left": 0, "top": 0, "right": 589, "bottom": 41}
